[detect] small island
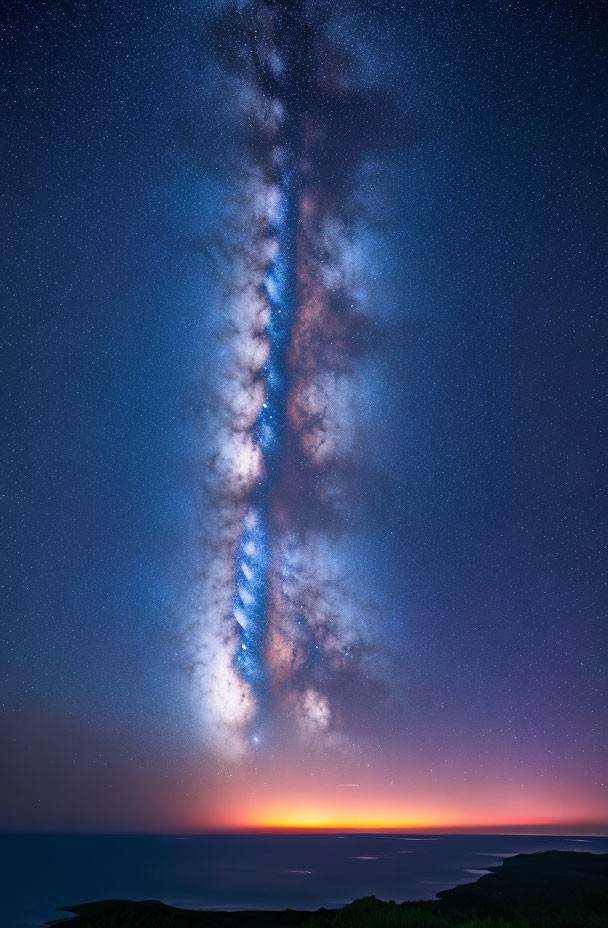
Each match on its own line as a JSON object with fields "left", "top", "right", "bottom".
{"left": 50, "top": 850, "right": 608, "bottom": 927}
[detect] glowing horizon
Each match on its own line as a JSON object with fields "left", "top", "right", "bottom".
{"left": 190, "top": 768, "right": 608, "bottom": 837}
{"left": 198, "top": 815, "right": 608, "bottom": 836}
{"left": 199, "top": 824, "right": 608, "bottom": 835}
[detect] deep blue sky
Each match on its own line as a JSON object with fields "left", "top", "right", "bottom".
{"left": 1, "top": 0, "right": 606, "bottom": 830}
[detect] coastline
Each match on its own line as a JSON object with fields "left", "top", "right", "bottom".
{"left": 46, "top": 850, "right": 608, "bottom": 928}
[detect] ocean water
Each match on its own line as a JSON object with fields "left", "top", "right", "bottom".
{"left": 1, "top": 833, "right": 607, "bottom": 928}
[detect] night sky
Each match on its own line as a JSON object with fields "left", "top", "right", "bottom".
{"left": 1, "top": 0, "right": 606, "bottom": 833}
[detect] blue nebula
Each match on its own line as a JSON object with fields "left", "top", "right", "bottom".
{"left": 232, "top": 168, "right": 298, "bottom": 708}
{"left": 233, "top": 507, "right": 270, "bottom": 683}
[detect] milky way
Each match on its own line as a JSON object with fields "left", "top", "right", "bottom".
{"left": 191, "top": 0, "right": 399, "bottom": 756}
{"left": 3, "top": 0, "right": 607, "bottom": 834}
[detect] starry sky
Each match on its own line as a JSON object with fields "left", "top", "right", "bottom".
{"left": 1, "top": 0, "right": 606, "bottom": 833}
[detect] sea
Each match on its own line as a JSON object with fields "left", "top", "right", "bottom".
{"left": 1, "top": 833, "right": 607, "bottom": 928}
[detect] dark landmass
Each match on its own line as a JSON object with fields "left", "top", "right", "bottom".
{"left": 49, "top": 851, "right": 608, "bottom": 927}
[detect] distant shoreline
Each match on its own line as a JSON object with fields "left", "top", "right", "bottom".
{"left": 47, "top": 850, "right": 608, "bottom": 928}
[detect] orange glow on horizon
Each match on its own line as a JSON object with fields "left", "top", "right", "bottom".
{"left": 197, "top": 792, "right": 608, "bottom": 836}
{"left": 208, "top": 824, "right": 608, "bottom": 835}
{"left": 195, "top": 754, "right": 608, "bottom": 837}
{"left": 250, "top": 803, "right": 481, "bottom": 831}
{"left": 232, "top": 811, "right": 596, "bottom": 833}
